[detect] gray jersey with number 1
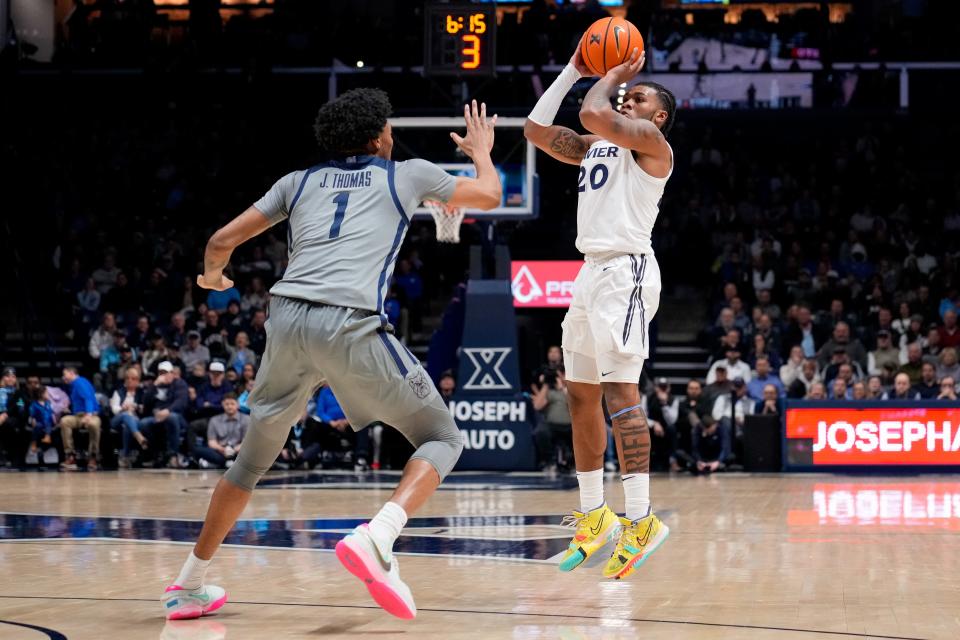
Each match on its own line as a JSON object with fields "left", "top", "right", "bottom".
{"left": 253, "top": 155, "right": 456, "bottom": 315}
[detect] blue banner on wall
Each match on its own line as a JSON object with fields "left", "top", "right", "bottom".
{"left": 457, "top": 280, "right": 522, "bottom": 396}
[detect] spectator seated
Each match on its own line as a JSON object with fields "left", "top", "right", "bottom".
{"left": 141, "top": 361, "right": 190, "bottom": 468}
{"left": 110, "top": 367, "right": 148, "bottom": 467}
{"left": 195, "top": 394, "right": 249, "bottom": 469}
{"left": 58, "top": 367, "right": 103, "bottom": 471}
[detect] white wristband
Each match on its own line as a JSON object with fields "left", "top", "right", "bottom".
{"left": 527, "top": 64, "right": 582, "bottom": 127}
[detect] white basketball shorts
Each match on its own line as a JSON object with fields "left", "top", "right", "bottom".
{"left": 561, "top": 253, "right": 661, "bottom": 384}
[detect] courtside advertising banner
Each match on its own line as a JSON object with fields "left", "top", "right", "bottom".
{"left": 784, "top": 401, "right": 960, "bottom": 469}
{"left": 511, "top": 261, "right": 583, "bottom": 308}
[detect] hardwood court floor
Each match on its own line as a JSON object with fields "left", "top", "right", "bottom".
{"left": 1, "top": 470, "right": 957, "bottom": 640}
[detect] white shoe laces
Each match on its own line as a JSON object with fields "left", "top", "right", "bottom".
{"left": 560, "top": 513, "right": 588, "bottom": 531}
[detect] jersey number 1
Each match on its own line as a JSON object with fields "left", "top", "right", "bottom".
{"left": 578, "top": 164, "right": 609, "bottom": 193}
{"left": 328, "top": 192, "right": 350, "bottom": 239}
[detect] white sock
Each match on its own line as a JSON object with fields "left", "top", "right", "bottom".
{"left": 175, "top": 551, "right": 211, "bottom": 590}
{"left": 576, "top": 468, "right": 605, "bottom": 513}
{"left": 367, "top": 501, "right": 408, "bottom": 556}
{"left": 623, "top": 474, "right": 651, "bottom": 521}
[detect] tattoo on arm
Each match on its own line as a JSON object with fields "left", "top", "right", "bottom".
{"left": 613, "top": 408, "right": 652, "bottom": 474}
{"left": 549, "top": 128, "right": 589, "bottom": 160}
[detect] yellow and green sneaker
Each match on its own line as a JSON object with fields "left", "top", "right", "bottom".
{"left": 558, "top": 503, "right": 620, "bottom": 572}
{"left": 602, "top": 512, "right": 670, "bottom": 580}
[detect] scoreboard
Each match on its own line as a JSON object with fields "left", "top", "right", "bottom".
{"left": 424, "top": 4, "right": 497, "bottom": 76}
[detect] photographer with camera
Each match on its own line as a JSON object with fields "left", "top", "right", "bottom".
{"left": 531, "top": 365, "right": 573, "bottom": 471}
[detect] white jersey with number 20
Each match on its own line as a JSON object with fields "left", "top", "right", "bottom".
{"left": 574, "top": 139, "right": 673, "bottom": 257}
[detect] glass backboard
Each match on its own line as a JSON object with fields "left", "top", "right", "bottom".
{"left": 388, "top": 116, "right": 538, "bottom": 220}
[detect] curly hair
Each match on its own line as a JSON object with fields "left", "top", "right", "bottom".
{"left": 313, "top": 88, "right": 392, "bottom": 158}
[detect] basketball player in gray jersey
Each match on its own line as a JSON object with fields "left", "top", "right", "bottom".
{"left": 161, "top": 89, "right": 500, "bottom": 621}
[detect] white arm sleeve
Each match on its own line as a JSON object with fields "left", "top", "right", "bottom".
{"left": 527, "top": 64, "right": 582, "bottom": 127}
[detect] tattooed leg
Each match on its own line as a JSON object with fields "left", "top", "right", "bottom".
{"left": 611, "top": 406, "right": 651, "bottom": 475}
{"left": 603, "top": 382, "right": 651, "bottom": 474}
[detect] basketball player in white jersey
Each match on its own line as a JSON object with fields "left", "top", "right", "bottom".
{"left": 524, "top": 44, "right": 675, "bottom": 579}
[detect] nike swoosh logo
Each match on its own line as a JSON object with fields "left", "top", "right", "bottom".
{"left": 603, "top": 266, "right": 614, "bottom": 272}
{"left": 613, "top": 26, "right": 626, "bottom": 57}
{"left": 636, "top": 520, "right": 655, "bottom": 547}
{"left": 369, "top": 539, "right": 392, "bottom": 573}
{"left": 590, "top": 512, "right": 605, "bottom": 536}
{"left": 190, "top": 592, "right": 211, "bottom": 603}
{"left": 601, "top": 371, "right": 615, "bottom": 377}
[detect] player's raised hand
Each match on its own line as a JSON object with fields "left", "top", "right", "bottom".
{"left": 450, "top": 100, "right": 497, "bottom": 160}
{"left": 569, "top": 35, "right": 594, "bottom": 77}
{"left": 606, "top": 48, "right": 645, "bottom": 86}
{"left": 197, "top": 272, "right": 235, "bottom": 291}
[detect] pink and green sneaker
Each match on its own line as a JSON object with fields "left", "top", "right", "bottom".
{"left": 161, "top": 584, "right": 227, "bottom": 620}
{"left": 336, "top": 524, "right": 416, "bottom": 620}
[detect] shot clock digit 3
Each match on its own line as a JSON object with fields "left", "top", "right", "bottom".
{"left": 424, "top": 4, "right": 497, "bottom": 76}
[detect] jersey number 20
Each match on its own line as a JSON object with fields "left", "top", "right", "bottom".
{"left": 578, "top": 165, "right": 609, "bottom": 193}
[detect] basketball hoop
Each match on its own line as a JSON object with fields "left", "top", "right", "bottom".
{"left": 424, "top": 200, "right": 466, "bottom": 243}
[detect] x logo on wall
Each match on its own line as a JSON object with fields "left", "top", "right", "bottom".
{"left": 462, "top": 347, "right": 512, "bottom": 390}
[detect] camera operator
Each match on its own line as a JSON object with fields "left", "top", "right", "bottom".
{"left": 531, "top": 365, "right": 573, "bottom": 471}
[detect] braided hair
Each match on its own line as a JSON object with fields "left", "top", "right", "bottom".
{"left": 637, "top": 81, "right": 677, "bottom": 137}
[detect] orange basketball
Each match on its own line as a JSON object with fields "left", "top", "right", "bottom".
{"left": 580, "top": 17, "right": 644, "bottom": 76}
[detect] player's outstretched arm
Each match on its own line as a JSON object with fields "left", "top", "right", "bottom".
{"left": 523, "top": 40, "right": 600, "bottom": 166}
{"left": 579, "top": 49, "right": 670, "bottom": 160}
{"left": 447, "top": 100, "right": 502, "bottom": 211}
{"left": 197, "top": 206, "right": 274, "bottom": 291}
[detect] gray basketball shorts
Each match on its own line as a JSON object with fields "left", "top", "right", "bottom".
{"left": 225, "top": 295, "right": 462, "bottom": 491}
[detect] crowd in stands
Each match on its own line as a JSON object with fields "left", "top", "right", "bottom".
{"left": 0, "top": 247, "right": 424, "bottom": 470}
{"left": 0, "top": 350, "right": 409, "bottom": 472}
{"left": 693, "top": 112, "right": 960, "bottom": 406}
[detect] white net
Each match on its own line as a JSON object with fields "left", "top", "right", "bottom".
{"left": 424, "top": 200, "right": 467, "bottom": 243}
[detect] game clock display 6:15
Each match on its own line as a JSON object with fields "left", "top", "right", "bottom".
{"left": 425, "top": 4, "right": 496, "bottom": 76}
